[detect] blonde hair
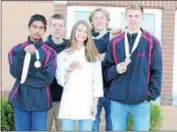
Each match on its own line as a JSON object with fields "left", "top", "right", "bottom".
{"left": 125, "top": 2, "right": 144, "bottom": 14}
{"left": 89, "top": 8, "right": 110, "bottom": 30}
{"left": 66, "top": 20, "right": 100, "bottom": 62}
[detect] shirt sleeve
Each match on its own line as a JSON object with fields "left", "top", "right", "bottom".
{"left": 103, "top": 39, "right": 120, "bottom": 83}
{"left": 147, "top": 37, "right": 162, "bottom": 101}
{"left": 8, "top": 44, "right": 26, "bottom": 79}
{"left": 55, "top": 53, "right": 66, "bottom": 87}
{"left": 92, "top": 60, "right": 103, "bottom": 97}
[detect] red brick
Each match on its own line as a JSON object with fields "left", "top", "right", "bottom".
{"left": 161, "top": 88, "right": 173, "bottom": 91}
{"left": 163, "top": 58, "right": 173, "bottom": 62}
{"left": 162, "top": 47, "right": 174, "bottom": 51}
{"left": 163, "top": 76, "right": 172, "bottom": 81}
{"left": 1, "top": 90, "right": 10, "bottom": 99}
{"left": 161, "top": 96, "right": 172, "bottom": 102}
{"left": 162, "top": 87, "right": 173, "bottom": 91}
{"left": 162, "top": 89, "right": 172, "bottom": 93}
{"left": 54, "top": 4, "right": 67, "bottom": 14}
{"left": 67, "top": 1, "right": 176, "bottom": 8}
{"left": 161, "top": 101, "right": 172, "bottom": 105}
{"left": 162, "top": 80, "right": 173, "bottom": 83}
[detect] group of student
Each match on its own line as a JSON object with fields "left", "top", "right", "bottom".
{"left": 7, "top": 2, "right": 162, "bottom": 131}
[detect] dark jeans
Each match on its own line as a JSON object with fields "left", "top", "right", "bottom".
{"left": 92, "top": 95, "right": 112, "bottom": 131}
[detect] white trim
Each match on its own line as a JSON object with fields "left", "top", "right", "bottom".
{"left": 172, "top": 10, "right": 177, "bottom": 106}
{"left": 53, "top": 1, "right": 67, "bottom": 4}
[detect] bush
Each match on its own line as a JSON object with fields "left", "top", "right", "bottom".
{"left": 1, "top": 98, "right": 15, "bottom": 131}
{"left": 127, "top": 103, "right": 163, "bottom": 131}
{"left": 0, "top": 99, "right": 163, "bottom": 131}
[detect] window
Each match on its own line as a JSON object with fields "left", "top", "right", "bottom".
{"left": 74, "top": 11, "right": 91, "bottom": 23}
{"left": 120, "top": 13, "right": 155, "bottom": 34}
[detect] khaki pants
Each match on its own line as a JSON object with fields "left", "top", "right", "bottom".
{"left": 47, "top": 102, "right": 61, "bottom": 131}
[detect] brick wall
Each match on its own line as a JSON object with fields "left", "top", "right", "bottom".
{"left": 54, "top": 1, "right": 177, "bottom": 105}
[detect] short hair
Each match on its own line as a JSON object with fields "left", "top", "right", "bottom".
{"left": 49, "top": 13, "right": 65, "bottom": 25}
{"left": 89, "top": 8, "right": 110, "bottom": 23}
{"left": 28, "top": 14, "right": 47, "bottom": 30}
{"left": 125, "top": 2, "right": 144, "bottom": 13}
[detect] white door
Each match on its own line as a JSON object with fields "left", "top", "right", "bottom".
{"left": 172, "top": 10, "right": 177, "bottom": 106}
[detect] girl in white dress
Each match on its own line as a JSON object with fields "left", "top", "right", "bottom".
{"left": 55, "top": 20, "right": 103, "bottom": 131}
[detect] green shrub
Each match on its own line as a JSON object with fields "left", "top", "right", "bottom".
{"left": 0, "top": 99, "right": 163, "bottom": 131}
{"left": 127, "top": 103, "right": 163, "bottom": 131}
{"left": 1, "top": 98, "right": 15, "bottom": 131}
{"left": 149, "top": 103, "right": 163, "bottom": 130}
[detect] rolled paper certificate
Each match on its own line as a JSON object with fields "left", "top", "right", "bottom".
{"left": 20, "top": 52, "right": 31, "bottom": 84}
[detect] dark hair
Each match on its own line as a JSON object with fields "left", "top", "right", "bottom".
{"left": 51, "top": 13, "right": 65, "bottom": 20}
{"left": 49, "top": 13, "right": 65, "bottom": 25}
{"left": 28, "top": 14, "right": 47, "bottom": 30}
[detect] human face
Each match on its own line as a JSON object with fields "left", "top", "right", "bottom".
{"left": 50, "top": 18, "right": 65, "bottom": 39}
{"left": 125, "top": 9, "right": 143, "bottom": 31}
{"left": 91, "top": 11, "right": 108, "bottom": 32}
{"left": 29, "top": 21, "right": 45, "bottom": 42}
{"left": 74, "top": 24, "right": 88, "bottom": 43}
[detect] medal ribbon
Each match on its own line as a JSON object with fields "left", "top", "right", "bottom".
{"left": 20, "top": 52, "right": 31, "bottom": 84}
{"left": 35, "top": 50, "right": 40, "bottom": 61}
{"left": 124, "top": 29, "right": 142, "bottom": 59}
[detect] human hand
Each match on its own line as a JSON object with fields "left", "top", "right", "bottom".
{"left": 24, "top": 44, "right": 36, "bottom": 54}
{"left": 67, "top": 61, "right": 81, "bottom": 72}
{"left": 91, "top": 104, "right": 97, "bottom": 119}
{"left": 116, "top": 60, "right": 129, "bottom": 74}
{"left": 111, "top": 28, "right": 123, "bottom": 39}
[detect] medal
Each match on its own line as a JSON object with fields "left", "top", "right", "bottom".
{"left": 124, "top": 29, "right": 142, "bottom": 63}
{"left": 34, "top": 50, "right": 41, "bottom": 68}
{"left": 34, "top": 61, "right": 41, "bottom": 68}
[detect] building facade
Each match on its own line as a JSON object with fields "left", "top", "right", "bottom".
{"left": 2, "top": 1, "right": 177, "bottom": 105}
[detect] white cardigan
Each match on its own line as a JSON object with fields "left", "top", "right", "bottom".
{"left": 55, "top": 47, "right": 103, "bottom": 120}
